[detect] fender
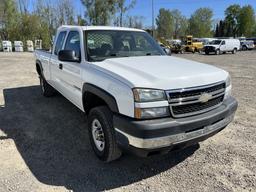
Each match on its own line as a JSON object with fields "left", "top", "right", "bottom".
{"left": 82, "top": 83, "right": 119, "bottom": 113}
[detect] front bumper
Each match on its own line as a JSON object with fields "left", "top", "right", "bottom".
{"left": 114, "top": 97, "right": 238, "bottom": 155}
{"left": 204, "top": 46, "right": 216, "bottom": 53}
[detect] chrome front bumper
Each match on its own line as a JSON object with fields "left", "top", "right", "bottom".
{"left": 114, "top": 97, "right": 238, "bottom": 151}
{"left": 115, "top": 113, "right": 234, "bottom": 149}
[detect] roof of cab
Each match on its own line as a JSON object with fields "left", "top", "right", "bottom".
{"left": 58, "top": 25, "right": 145, "bottom": 32}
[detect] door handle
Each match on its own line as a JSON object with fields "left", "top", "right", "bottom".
{"left": 59, "top": 63, "right": 63, "bottom": 70}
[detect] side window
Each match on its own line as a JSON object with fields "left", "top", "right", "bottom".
{"left": 221, "top": 41, "right": 225, "bottom": 45}
{"left": 54, "top": 31, "right": 67, "bottom": 55}
{"left": 64, "top": 31, "right": 81, "bottom": 59}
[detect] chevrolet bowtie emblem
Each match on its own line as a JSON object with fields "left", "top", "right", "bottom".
{"left": 199, "top": 93, "right": 212, "bottom": 103}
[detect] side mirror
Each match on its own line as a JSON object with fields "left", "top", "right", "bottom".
{"left": 58, "top": 50, "right": 80, "bottom": 62}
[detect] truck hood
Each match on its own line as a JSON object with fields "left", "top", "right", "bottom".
{"left": 91, "top": 56, "right": 228, "bottom": 90}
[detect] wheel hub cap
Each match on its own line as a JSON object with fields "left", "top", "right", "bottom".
{"left": 91, "top": 119, "right": 105, "bottom": 151}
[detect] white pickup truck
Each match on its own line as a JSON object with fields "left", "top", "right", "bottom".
{"left": 35, "top": 25, "right": 238, "bottom": 162}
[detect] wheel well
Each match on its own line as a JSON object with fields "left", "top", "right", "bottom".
{"left": 36, "top": 63, "right": 42, "bottom": 76}
{"left": 83, "top": 92, "right": 108, "bottom": 114}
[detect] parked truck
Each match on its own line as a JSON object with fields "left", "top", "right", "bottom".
{"left": 35, "top": 26, "right": 238, "bottom": 162}
{"left": 238, "top": 38, "right": 255, "bottom": 50}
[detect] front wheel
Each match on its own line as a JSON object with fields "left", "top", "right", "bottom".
{"left": 39, "top": 76, "right": 56, "bottom": 97}
{"left": 88, "top": 106, "right": 122, "bottom": 162}
{"left": 242, "top": 46, "right": 247, "bottom": 51}
{"left": 215, "top": 49, "right": 220, "bottom": 55}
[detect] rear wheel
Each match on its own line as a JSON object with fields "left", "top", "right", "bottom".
{"left": 232, "top": 48, "right": 237, "bottom": 54}
{"left": 39, "top": 76, "right": 56, "bottom": 97}
{"left": 242, "top": 45, "right": 247, "bottom": 51}
{"left": 88, "top": 106, "right": 122, "bottom": 162}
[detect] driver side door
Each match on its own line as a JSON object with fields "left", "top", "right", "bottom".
{"left": 220, "top": 40, "right": 226, "bottom": 51}
{"left": 57, "top": 31, "right": 83, "bottom": 110}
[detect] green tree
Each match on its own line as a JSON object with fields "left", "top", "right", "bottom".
{"left": 156, "top": 8, "right": 173, "bottom": 38}
{"left": 0, "top": 0, "right": 19, "bottom": 41}
{"left": 170, "top": 9, "right": 188, "bottom": 38}
{"left": 238, "top": 5, "right": 255, "bottom": 36}
{"left": 215, "top": 23, "right": 219, "bottom": 37}
{"left": 189, "top": 8, "right": 213, "bottom": 37}
{"left": 224, "top": 4, "right": 241, "bottom": 37}
{"left": 115, "top": 0, "right": 136, "bottom": 27}
{"left": 77, "top": 15, "right": 87, "bottom": 26}
{"left": 126, "top": 15, "right": 144, "bottom": 29}
{"left": 56, "top": 0, "right": 75, "bottom": 26}
{"left": 81, "top": 0, "right": 116, "bottom": 25}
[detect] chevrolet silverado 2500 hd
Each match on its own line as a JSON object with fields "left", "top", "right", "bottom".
{"left": 35, "top": 26, "right": 238, "bottom": 162}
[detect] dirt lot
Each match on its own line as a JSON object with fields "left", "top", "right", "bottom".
{"left": 0, "top": 51, "right": 255, "bottom": 192}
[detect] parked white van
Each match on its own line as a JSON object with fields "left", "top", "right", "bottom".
{"left": 2, "top": 41, "right": 12, "bottom": 52}
{"left": 14, "top": 41, "right": 24, "bottom": 52}
{"left": 204, "top": 39, "right": 240, "bottom": 55}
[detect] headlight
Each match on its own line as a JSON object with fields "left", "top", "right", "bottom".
{"left": 133, "top": 88, "right": 166, "bottom": 102}
{"left": 135, "top": 107, "right": 170, "bottom": 119}
{"left": 224, "top": 75, "right": 232, "bottom": 99}
{"left": 226, "top": 75, "right": 231, "bottom": 87}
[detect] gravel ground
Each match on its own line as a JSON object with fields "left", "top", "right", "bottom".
{"left": 0, "top": 51, "right": 255, "bottom": 192}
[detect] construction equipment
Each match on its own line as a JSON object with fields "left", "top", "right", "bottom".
{"left": 157, "top": 37, "right": 172, "bottom": 55}
{"left": 184, "top": 35, "right": 203, "bottom": 53}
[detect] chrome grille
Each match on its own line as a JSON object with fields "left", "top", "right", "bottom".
{"left": 167, "top": 82, "right": 225, "bottom": 118}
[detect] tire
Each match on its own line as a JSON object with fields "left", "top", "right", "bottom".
{"left": 242, "top": 45, "right": 247, "bottom": 51}
{"left": 88, "top": 106, "right": 122, "bottom": 162}
{"left": 232, "top": 48, "right": 237, "bottom": 54}
{"left": 39, "top": 76, "right": 56, "bottom": 97}
{"left": 215, "top": 49, "right": 220, "bottom": 55}
{"left": 205, "top": 51, "right": 209, "bottom": 55}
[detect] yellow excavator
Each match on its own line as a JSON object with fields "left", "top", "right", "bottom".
{"left": 184, "top": 35, "right": 203, "bottom": 53}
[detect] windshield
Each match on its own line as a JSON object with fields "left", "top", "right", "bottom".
{"left": 85, "top": 30, "right": 165, "bottom": 61}
{"left": 209, "top": 40, "right": 222, "bottom": 45}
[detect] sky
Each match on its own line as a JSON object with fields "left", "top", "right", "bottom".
{"left": 28, "top": 0, "right": 256, "bottom": 27}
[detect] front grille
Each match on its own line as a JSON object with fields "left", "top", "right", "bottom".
{"left": 167, "top": 82, "right": 225, "bottom": 118}
{"left": 204, "top": 46, "right": 216, "bottom": 52}
{"left": 169, "top": 83, "right": 225, "bottom": 99}
{"left": 172, "top": 95, "right": 224, "bottom": 115}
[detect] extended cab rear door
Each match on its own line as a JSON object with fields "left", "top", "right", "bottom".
{"left": 50, "top": 30, "right": 67, "bottom": 89}
{"left": 53, "top": 30, "right": 84, "bottom": 110}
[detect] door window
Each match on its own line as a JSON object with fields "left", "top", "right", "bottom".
{"left": 54, "top": 31, "right": 67, "bottom": 55}
{"left": 64, "top": 31, "right": 81, "bottom": 59}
